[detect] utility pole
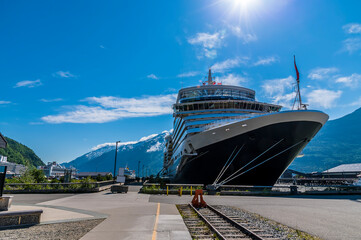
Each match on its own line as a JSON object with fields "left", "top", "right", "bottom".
{"left": 114, "top": 141, "right": 120, "bottom": 180}
{"left": 142, "top": 164, "right": 144, "bottom": 179}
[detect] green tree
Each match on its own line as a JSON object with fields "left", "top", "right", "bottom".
{"left": 19, "top": 169, "right": 35, "bottom": 183}
{"left": 0, "top": 137, "right": 44, "bottom": 168}
{"left": 29, "top": 169, "right": 46, "bottom": 183}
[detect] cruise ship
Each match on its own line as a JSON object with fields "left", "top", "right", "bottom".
{"left": 161, "top": 69, "right": 328, "bottom": 186}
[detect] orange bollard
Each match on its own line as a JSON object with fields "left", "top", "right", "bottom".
{"left": 191, "top": 189, "right": 207, "bottom": 208}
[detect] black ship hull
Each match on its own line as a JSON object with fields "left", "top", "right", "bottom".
{"left": 172, "top": 120, "right": 322, "bottom": 186}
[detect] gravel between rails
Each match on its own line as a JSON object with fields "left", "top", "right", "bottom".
{"left": 214, "top": 205, "right": 322, "bottom": 240}
{"left": 0, "top": 219, "right": 105, "bottom": 240}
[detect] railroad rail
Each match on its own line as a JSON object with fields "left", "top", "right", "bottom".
{"left": 178, "top": 204, "right": 279, "bottom": 240}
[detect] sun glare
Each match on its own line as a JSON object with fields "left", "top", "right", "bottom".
{"left": 232, "top": 0, "right": 260, "bottom": 9}
{"left": 210, "top": 0, "right": 263, "bottom": 23}
{"left": 229, "top": 0, "right": 261, "bottom": 16}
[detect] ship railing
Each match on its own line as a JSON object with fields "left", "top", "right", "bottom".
{"left": 178, "top": 87, "right": 255, "bottom": 103}
{"left": 200, "top": 118, "right": 243, "bottom": 131}
{"left": 174, "top": 99, "right": 282, "bottom": 114}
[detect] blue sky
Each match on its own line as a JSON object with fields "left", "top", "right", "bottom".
{"left": 1, "top": 0, "right": 361, "bottom": 164}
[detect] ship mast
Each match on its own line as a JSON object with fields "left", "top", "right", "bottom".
{"left": 292, "top": 55, "right": 307, "bottom": 110}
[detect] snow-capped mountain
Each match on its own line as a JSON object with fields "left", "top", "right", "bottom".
{"left": 62, "top": 131, "right": 170, "bottom": 175}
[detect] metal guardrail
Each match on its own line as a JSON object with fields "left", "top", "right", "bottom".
{"left": 142, "top": 183, "right": 203, "bottom": 187}
{"left": 5, "top": 180, "right": 115, "bottom": 190}
{"left": 141, "top": 183, "right": 361, "bottom": 195}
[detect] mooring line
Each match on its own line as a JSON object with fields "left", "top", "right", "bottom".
{"left": 152, "top": 203, "right": 160, "bottom": 240}
{"left": 217, "top": 138, "right": 284, "bottom": 186}
{"left": 221, "top": 139, "right": 305, "bottom": 185}
{"left": 213, "top": 145, "right": 238, "bottom": 185}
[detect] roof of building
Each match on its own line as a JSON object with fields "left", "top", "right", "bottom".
{"left": 324, "top": 163, "right": 361, "bottom": 173}
{"left": 77, "top": 172, "right": 113, "bottom": 177}
{"left": 0, "top": 132, "right": 7, "bottom": 148}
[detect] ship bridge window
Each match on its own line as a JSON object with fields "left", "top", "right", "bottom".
{"left": 223, "top": 89, "right": 231, "bottom": 96}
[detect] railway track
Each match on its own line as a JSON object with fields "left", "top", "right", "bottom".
{"left": 178, "top": 204, "right": 280, "bottom": 240}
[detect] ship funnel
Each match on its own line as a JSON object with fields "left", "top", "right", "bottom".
{"left": 208, "top": 68, "right": 213, "bottom": 85}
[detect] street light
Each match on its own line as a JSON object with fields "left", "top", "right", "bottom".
{"left": 138, "top": 160, "right": 140, "bottom": 179}
{"left": 114, "top": 141, "right": 120, "bottom": 180}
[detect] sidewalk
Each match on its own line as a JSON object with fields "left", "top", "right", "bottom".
{"left": 32, "top": 187, "right": 191, "bottom": 240}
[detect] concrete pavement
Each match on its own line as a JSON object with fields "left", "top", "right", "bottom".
{"left": 10, "top": 193, "right": 75, "bottom": 205}
{"left": 150, "top": 194, "right": 361, "bottom": 240}
{"left": 8, "top": 189, "right": 361, "bottom": 240}
{"left": 28, "top": 187, "right": 191, "bottom": 240}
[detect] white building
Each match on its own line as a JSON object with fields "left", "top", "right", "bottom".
{"left": 38, "top": 161, "right": 76, "bottom": 178}
{"left": 0, "top": 155, "right": 27, "bottom": 177}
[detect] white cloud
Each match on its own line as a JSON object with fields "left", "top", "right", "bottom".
{"left": 40, "top": 98, "right": 64, "bottom": 103}
{"left": 14, "top": 79, "right": 42, "bottom": 88}
{"left": 188, "top": 31, "right": 225, "bottom": 59}
{"left": 177, "top": 71, "right": 201, "bottom": 78}
{"left": 211, "top": 57, "right": 248, "bottom": 73}
{"left": 253, "top": 56, "right": 278, "bottom": 66}
{"left": 0, "top": 101, "right": 11, "bottom": 104}
{"left": 343, "top": 23, "right": 361, "bottom": 34}
{"left": 342, "top": 38, "right": 361, "bottom": 54}
{"left": 306, "top": 89, "right": 342, "bottom": 109}
{"left": 308, "top": 67, "right": 339, "bottom": 80}
{"left": 53, "top": 71, "right": 75, "bottom": 78}
{"left": 228, "top": 25, "right": 257, "bottom": 43}
{"left": 262, "top": 76, "right": 295, "bottom": 108}
{"left": 335, "top": 73, "right": 361, "bottom": 87}
{"left": 350, "top": 96, "right": 361, "bottom": 107}
{"left": 147, "top": 74, "right": 158, "bottom": 79}
{"left": 262, "top": 76, "right": 294, "bottom": 96}
{"left": 215, "top": 74, "right": 247, "bottom": 86}
{"left": 147, "top": 142, "right": 162, "bottom": 152}
{"left": 100, "top": 45, "right": 105, "bottom": 49}
{"left": 188, "top": 32, "right": 224, "bottom": 48}
{"left": 41, "top": 94, "right": 177, "bottom": 124}
{"left": 204, "top": 49, "right": 217, "bottom": 59}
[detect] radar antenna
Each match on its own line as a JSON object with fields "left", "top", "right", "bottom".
{"left": 292, "top": 55, "right": 307, "bottom": 110}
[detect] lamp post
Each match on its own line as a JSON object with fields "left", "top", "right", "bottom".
{"left": 114, "top": 141, "right": 120, "bottom": 180}
{"left": 138, "top": 161, "right": 140, "bottom": 179}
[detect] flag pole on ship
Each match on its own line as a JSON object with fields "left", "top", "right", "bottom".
{"left": 292, "top": 55, "right": 307, "bottom": 110}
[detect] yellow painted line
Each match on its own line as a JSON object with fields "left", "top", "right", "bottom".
{"left": 152, "top": 203, "right": 160, "bottom": 240}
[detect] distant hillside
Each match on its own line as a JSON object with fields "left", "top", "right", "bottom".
{"left": 0, "top": 137, "right": 44, "bottom": 168}
{"left": 290, "top": 107, "right": 361, "bottom": 172}
{"left": 63, "top": 131, "right": 169, "bottom": 175}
